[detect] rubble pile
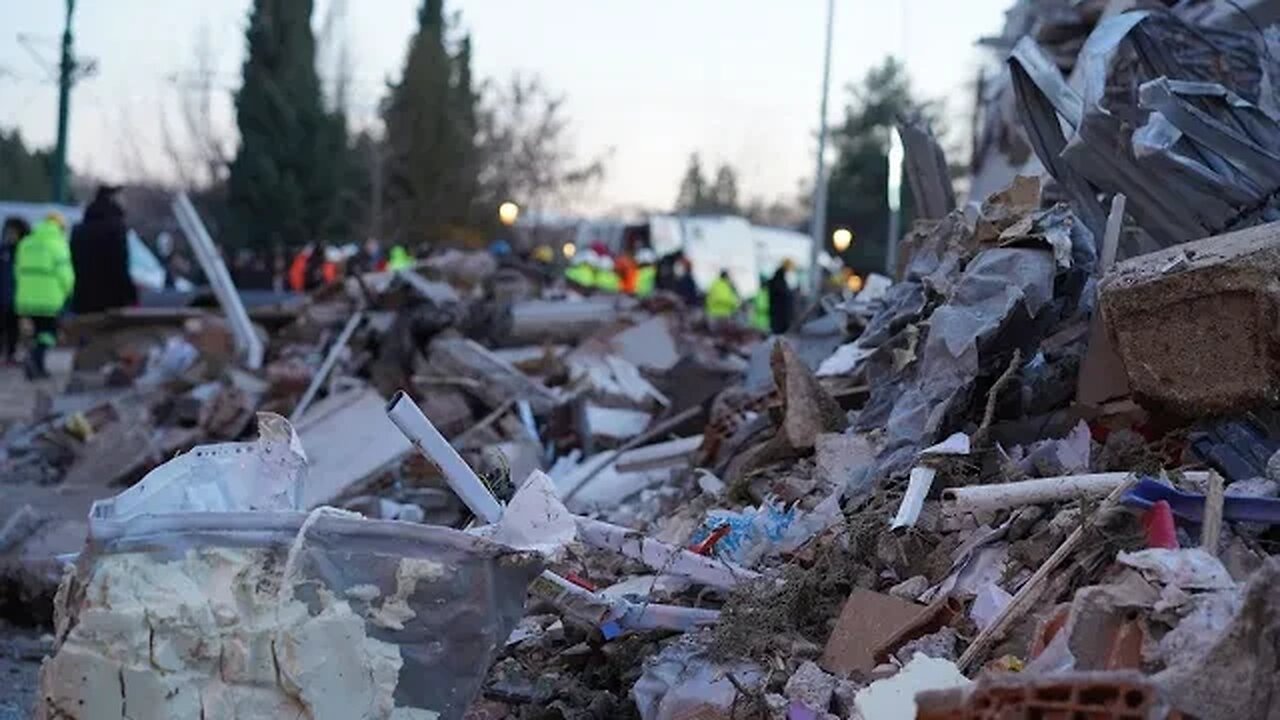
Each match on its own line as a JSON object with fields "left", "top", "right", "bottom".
{"left": 7, "top": 4, "right": 1280, "bottom": 720}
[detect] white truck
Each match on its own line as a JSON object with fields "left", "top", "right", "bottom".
{"left": 575, "top": 213, "right": 824, "bottom": 296}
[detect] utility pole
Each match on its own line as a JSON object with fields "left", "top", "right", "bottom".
{"left": 807, "top": 0, "right": 835, "bottom": 297}
{"left": 52, "top": 0, "right": 77, "bottom": 203}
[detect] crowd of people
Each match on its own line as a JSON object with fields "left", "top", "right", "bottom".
{"left": 0, "top": 186, "right": 136, "bottom": 379}
{"left": 561, "top": 242, "right": 798, "bottom": 335}
{"left": 0, "top": 185, "right": 806, "bottom": 382}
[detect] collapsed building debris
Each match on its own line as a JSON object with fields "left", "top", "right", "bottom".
{"left": 13, "top": 3, "right": 1280, "bottom": 718}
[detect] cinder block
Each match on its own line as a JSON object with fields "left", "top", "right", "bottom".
{"left": 1100, "top": 221, "right": 1280, "bottom": 416}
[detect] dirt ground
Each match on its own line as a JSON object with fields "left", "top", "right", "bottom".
{"left": 0, "top": 622, "right": 46, "bottom": 720}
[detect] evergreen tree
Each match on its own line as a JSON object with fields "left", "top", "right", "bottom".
{"left": 449, "top": 35, "right": 481, "bottom": 229}
{"left": 383, "top": 0, "right": 480, "bottom": 248}
{"left": 0, "top": 129, "right": 54, "bottom": 202}
{"left": 226, "top": 0, "right": 342, "bottom": 251}
{"left": 709, "top": 164, "right": 740, "bottom": 213}
{"left": 674, "top": 153, "right": 708, "bottom": 213}
{"left": 676, "top": 155, "right": 742, "bottom": 214}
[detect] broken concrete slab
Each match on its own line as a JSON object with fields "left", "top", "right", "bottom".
{"left": 429, "top": 337, "right": 562, "bottom": 415}
{"left": 295, "top": 388, "right": 413, "bottom": 508}
{"left": 567, "top": 349, "right": 668, "bottom": 408}
{"left": 814, "top": 433, "right": 877, "bottom": 495}
{"left": 607, "top": 316, "right": 681, "bottom": 373}
{"left": 1101, "top": 220, "right": 1280, "bottom": 416}
{"left": 503, "top": 296, "right": 633, "bottom": 346}
{"left": 1156, "top": 558, "right": 1280, "bottom": 719}
{"left": 584, "top": 404, "right": 652, "bottom": 442}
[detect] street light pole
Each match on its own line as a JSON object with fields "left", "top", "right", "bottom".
{"left": 52, "top": 0, "right": 76, "bottom": 203}
{"left": 807, "top": 0, "right": 835, "bottom": 297}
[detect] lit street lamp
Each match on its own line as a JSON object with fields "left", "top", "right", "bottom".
{"left": 499, "top": 201, "right": 520, "bottom": 226}
{"left": 832, "top": 228, "right": 853, "bottom": 253}
{"left": 562, "top": 242, "right": 577, "bottom": 259}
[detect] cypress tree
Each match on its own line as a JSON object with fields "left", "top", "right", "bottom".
{"left": 383, "top": 0, "right": 479, "bottom": 247}
{"left": 227, "top": 0, "right": 342, "bottom": 251}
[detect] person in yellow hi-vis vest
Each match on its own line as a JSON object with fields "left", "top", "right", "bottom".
{"left": 751, "top": 277, "right": 771, "bottom": 332}
{"left": 704, "top": 270, "right": 740, "bottom": 322}
{"left": 564, "top": 259, "right": 595, "bottom": 289}
{"left": 635, "top": 249, "right": 657, "bottom": 297}
{"left": 387, "top": 245, "right": 415, "bottom": 270}
{"left": 593, "top": 254, "right": 621, "bottom": 293}
{"left": 15, "top": 214, "right": 74, "bottom": 379}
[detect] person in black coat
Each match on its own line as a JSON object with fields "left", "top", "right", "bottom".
{"left": 70, "top": 186, "right": 137, "bottom": 314}
{"left": 767, "top": 259, "right": 796, "bottom": 335}
{"left": 0, "top": 216, "right": 30, "bottom": 361}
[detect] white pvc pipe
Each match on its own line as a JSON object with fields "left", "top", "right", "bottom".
{"left": 942, "top": 471, "right": 1213, "bottom": 516}
{"left": 891, "top": 466, "right": 936, "bottom": 529}
{"left": 575, "top": 516, "right": 758, "bottom": 590}
{"left": 291, "top": 310, "right": 363, "bottom": 422}
{"left": 172, "top": 193, "right": 264, "bottom": 369}
{"left": 386, "top": 391, "right": 721, "bottom": 635}
{"left": 386, "top": 390, "right": 504, "bottom": 524}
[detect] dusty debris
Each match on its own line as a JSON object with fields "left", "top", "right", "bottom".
{"left": 12, "top": 8, "right": 1280, "bottom": 715}
{"left": 1102, "top": 220, "right": 1280, "bottom": 416}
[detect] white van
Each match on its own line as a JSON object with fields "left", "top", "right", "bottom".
{"left": 584, "top": 213, "right": 821, "bottom": 296}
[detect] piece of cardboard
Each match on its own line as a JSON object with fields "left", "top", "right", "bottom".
{"left": 820, "top": 589, "right": 929, "bottom": 676}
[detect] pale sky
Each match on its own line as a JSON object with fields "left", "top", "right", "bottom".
{"left": 0, "top": 0, "right": 1010, "bottom": 212}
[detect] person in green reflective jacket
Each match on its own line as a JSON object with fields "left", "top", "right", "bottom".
{"left": 387, "top": 245, "right": 415, "bottom": 270}
{"left": 635, "top": 249, "right": 657, "bottom": 297}
{"left": 15, "top": 214, "right": 74, "bottom": 379}
{"left": 704, "top": 270, "right": 740, "bottom": 320}
{"left": 751, "top": 277, "right": 771, "bottom": 332}
{"left": 564, "top": 260, "right": 595, "bottom": 289}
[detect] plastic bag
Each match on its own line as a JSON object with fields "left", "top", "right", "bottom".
{"left": 41, "top": 415, "right": 544, "bottom": 720}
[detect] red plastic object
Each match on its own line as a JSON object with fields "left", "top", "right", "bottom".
{"left": 689, "top": 524, "right": 732, "bottom": 555}
{"left": 563, "top": 573, "right": 597, "bottom": 592}
{"left": 1142, "top": 500, "right": 1178, "bottom": 549}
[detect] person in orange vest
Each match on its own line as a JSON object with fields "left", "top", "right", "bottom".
{"left": 321, "top": 246, "right": 342, "bottom": 284}
{"left": 288, "top": 244, "right": 313, "bottom": 292}
{"left": 615, "top": 252, "right": 638, "bottom": 295}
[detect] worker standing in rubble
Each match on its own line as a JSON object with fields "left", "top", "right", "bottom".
{"left": 15, "top": 213, "right": 74, "bottom": 379}
{"left": 593, "top": 252, "right": 621, "bottom": 293}
{"left": 615, "top": 249, "right": 638, "bottom": 295}
{"left": 288, "top": 244, "right": 313, "bottom": 292}
{"left": 564, "top": 253, "right": 595, "bottom": 289}
{"left": 635, "top": 248, "right": 657, "bottom": 297}
{"left": 387, "top": 244, "right": 414, "bottom": 271}
{"left": 752, "top": 275, "right": 771, "bottom": 332}
{"left": 705, "top": 269, "right": 740, "bottom": 324}
{"left": 0, "top": 217, "right": 30, "bottom": 363}
{"left": 673, "top": 255, "right": 699, "bottom": 305}
{"left": 767, "top": 258, "right": 796, "bottom": 334}
{"left": 69, "top": 185, "right": 137, "bottom": 314}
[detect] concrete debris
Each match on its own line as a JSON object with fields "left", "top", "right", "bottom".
{"left": 13, "top": 6, "right": 1280, "bottom": 714}
{"left": 1102, "top": 221, "right": 1280, "bottom": 416}
{"left": 633, "top": 636, "right": 765, "bottom": 720}
{"left": 1155, "top": 557, "right": 1280, "bottom": 720}
{"left": 784, "top": 660, "right": 838, "bottom": 713}
{"left": 854, "top": 654, "right": 970, "bottom": 720}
